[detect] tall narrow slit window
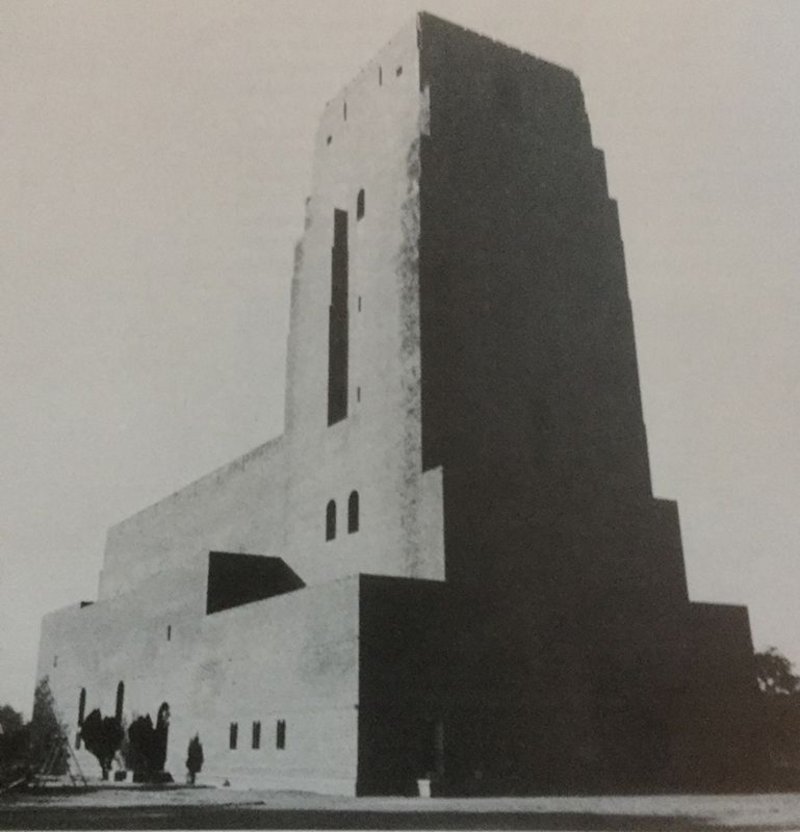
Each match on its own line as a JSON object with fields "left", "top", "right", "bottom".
{"left": 77, "top": 688, "right": 86, "bottom": 749}
{"left": 252, "top": 721, "right": 261, "bottom": 750}
{"left": 115, "top": 681, "right": 125, "bottom": 722}
{"left": 328, "top": 209, "right": 349, "bottom": 425}
{"left": 326, "top": 500, "right": 337, "bottom": 541}
{"left": 276, "top": 719, "right": 286, "bottom": 750}
{"left": 356, "top": 189, "right": 365, "bottom": 220}
{"left": 78, "top": 688, "right": 86, "bottom": 726}
{"left": 229, "top": 722, "right": 238, "bottom": 750}
{"left": 348, "top": 491, "right": 359, "bottom": 534}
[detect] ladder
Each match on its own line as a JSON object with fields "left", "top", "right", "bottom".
{"left": 36, "top": 733, "right": 88, "bottom": 787}
{"left": 31, "top": 688, "right": 88, "bottom": 789}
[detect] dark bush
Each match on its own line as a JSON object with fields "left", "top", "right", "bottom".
{"left": 755, "top": 648, "right": 800, "bottom": 783}
{"left": 80, "top": 709, "right": 123, "bottom": 780}
{"left": 127, "top": 715, "right": 156, "bottom": 782}
{"left": 186, "top": 734, "right": 203, "bottom": 785}
{"left": 28, "top": 678, "right": 69, "bottom": 777}
{"left": 127, "top": 709, "right": 169, "bottom": 783}
{"left": 0, "top": 704, "right": 30, "bottom": 787}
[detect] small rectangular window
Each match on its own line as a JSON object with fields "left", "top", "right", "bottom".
{"left": 252, "top": 720, "right": 261, "bottom": 749}
{"left": 358, "top": 296, "right": 362, "bottom": 312}
{"left": 229, "top": 721, "right": 238, "bottom": 750}
{"left": 396, "top": 65, "right": 403, "bottom": 77}
{"left": 166, "top": 625, "right": 171, "bottom": 641}
{"left": 276, "top": 719, "right": 286, "bottom": 750}
{"left": 357, "top": 386, "right": 361, "bottom": 403}
{"left": 53, "top": 655, "right": 58, "bottom": 668}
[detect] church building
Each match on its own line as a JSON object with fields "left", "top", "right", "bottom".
{"left": 37, "top": 13, "right": 763, "bottom": 795}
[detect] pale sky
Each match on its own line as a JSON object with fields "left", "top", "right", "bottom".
{"left": 1, "top": 0, "right": 799, "bottom": 716}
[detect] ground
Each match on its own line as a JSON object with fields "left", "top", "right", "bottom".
{"left": 2, "top": 785, "right": 800, "bottom": 830}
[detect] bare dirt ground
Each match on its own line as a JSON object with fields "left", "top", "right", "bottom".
{"left": 2, "top": 783, "right": 800, "bottom": 830}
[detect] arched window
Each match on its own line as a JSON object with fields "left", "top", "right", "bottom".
{"left": 356, "top": 189, "right": 365, "bottom": 220}
{"left": 115, "top": 681, "right": 124, "bottom": 722}
{"left": 348, "top": 491, "right": 359, "bottom": 534}
{"left": 326, "top": 500, "right": 337, "bottom": 541}
{"left": 156, "top": 702, "right": 170, "bottom": 764}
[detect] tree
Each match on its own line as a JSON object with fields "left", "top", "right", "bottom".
{"left": 80, "top": 709, "right": 123, "bottom": 780}
{"left": 0, "top": 705, "right": 25, "bottom": 736}
{"left": 127, "top": 714, "right": 156, "bottom": 782}
{"left": 754, "top": 647, "right": 800, "bottom": 779}
{"left": 1, "top": 679, "right": 71, "bottom": 788}
{"left": 127, "top": 712, "right": 171, "bottom": 783}
{"left": 756, "top": 647, "right": 800, "bottom": 696}
{"left": 0, "top": 704, "right": 30, "bottom": 786}
{"left": 28, "top": 677, "right": 68, "bottom": 776}
{"left": 186, "top": 734, "right": 203, "bottom": 785}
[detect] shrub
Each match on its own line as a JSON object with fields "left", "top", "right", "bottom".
{"left": 186, "top": 734, "right": 203, "bottom": 785}
{"left": 127, "top": 710, "right": 169, "bottom": 783}
{"left": 28, "top": 678, "right": 68, "bottom": 776}
{"left": 80, "top": 709, "right": 123, "bottom": 780}
{"left": 0, "top": 704, "right": 30, "bottom": 786}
